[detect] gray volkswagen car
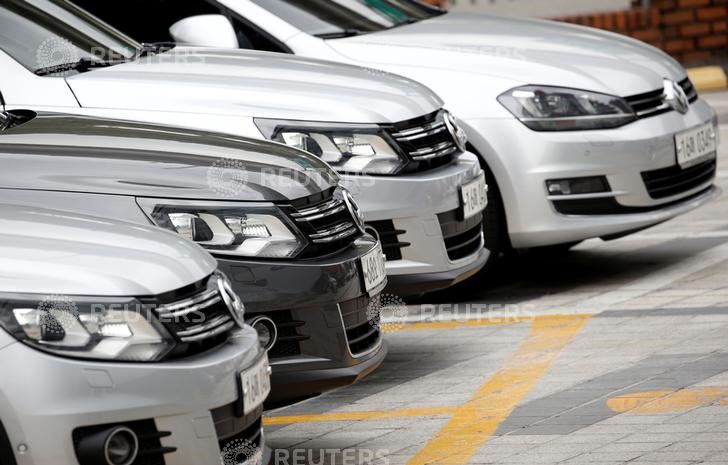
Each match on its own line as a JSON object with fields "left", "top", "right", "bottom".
{"left": 0, "top": 203, "right": 270, "bottom": 465}
{"left": 0, "top": 108, "right": 388, "bottom": 406}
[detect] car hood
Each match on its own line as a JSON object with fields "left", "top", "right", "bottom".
{"left": 0, "top": 112, "right": 337, "bottom": 201}
{"left": 329, "top": 12, "right": 685, "bottom": 96}
{"left": 0, "top": 204, "right": 217, "bottom": 296}
{"left": 66, "top": 48, "right": 442, "bottom": 124}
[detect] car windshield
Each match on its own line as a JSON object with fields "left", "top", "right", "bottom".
{"left": 0, "top": 0, "right": 141, "bottom": 73}
{"left": 249, "top": 0, "right": 443, "bottom": 38}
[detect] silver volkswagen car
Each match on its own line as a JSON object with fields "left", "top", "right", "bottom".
{"left": 103, "top": 0, "right": 721, "bottom": 264}
{"left": 0, "top": 204, "right": 271, "bottom": 465}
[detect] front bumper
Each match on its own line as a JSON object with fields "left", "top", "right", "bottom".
{"left": 217, "top": 236, "right": 387, "bottom": 406}
{"left": 466, "top": 99, "right": 720, "bottom": 248}
{"left": 341, "top": 152, "right": 489, "bottom": 295}
{"left": 0, "top": 327, "right": 269, "bottom": 465}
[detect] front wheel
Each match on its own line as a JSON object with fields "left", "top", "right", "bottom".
{"left": 480, "top": 165, "right": 510, "bottom": 271}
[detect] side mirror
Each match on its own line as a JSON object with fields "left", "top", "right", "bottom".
{"left": 169, "top": 15, "right": 238, "bottom": 49}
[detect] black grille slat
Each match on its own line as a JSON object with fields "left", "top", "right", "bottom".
{"left": 340, "top": 296, "right": 381, "bottom": 355}
{"left": 136, "top": 447, "right": 178, "bottom": 457}
{"left": 148, "top": 275, "right": 236, "bottom": 360}
{"left": 218, "top": 418, "right": 264, "bottom": 463}
{"left": 250, "top": 310, "right": 307, "bottom": 359}
{"left": 642, "top": 159, "right": 716, "bottom": 199}
{"left": 626, "top": 89, "right": 667, "bottom": 117}
{"left": 366, "top": 220, "right": 408, "bottom": 261}
{"left": 285, "top": 189, "right": 362, "bottom": 258}
{"left": 347, "top": 324, "right": 380, "bottom": 346}
{"left": 553, "top": 187, "right": 713, "bottom": 215}
{"left": 681, "top": 77, "right": 699, "bottom": 102}
{"left": 438, "top": 209, "right": 484, "bottom": 262}
{"left": 388, "top": 110, "right": 462, "bottom": 173}
{"left": 626, "top": 78, "right": 699, "bottom": 120}
{"left": 445, "top": 224, "right": 483, "bottom": 261}
{"left": 445, "top": 227, "right": 483, "bottom": 254}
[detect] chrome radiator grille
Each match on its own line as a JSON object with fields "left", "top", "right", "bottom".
{"left": 387, "top": 110, "right": 462, "bottom": 173}
{"left": 626, "top": 78, "right": 698, "bottom": 119}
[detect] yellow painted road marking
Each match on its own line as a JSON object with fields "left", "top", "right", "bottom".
{"left": 397, "top": 316, "right": 535, "bottom": 332}
{"left": 264, "top": 406, "right": 455, "bottom": 426}
{"left": 608, "top": 387, "right": 728, "bottom": 414}
{"left": 406, "top": 314, "right": 590, "bottom": 465}
{"left": 265, "top": 317, "right": 542, "bottom": 427}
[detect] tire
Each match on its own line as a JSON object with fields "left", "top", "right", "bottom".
{"left": 479, "top": 162, "right": 511, "bottom": 273}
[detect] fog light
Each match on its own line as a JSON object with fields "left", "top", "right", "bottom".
{"left": 248, "top": 316, "right": 277, "bottom": 351}
{"left": 76, "top": 426, "right": 139, "bottom": 465}
{"left": 106, "top": 428, "right": 137, "bottom": 465}
{"left": 546, "top": 176, "right": 609, "bottom": 196}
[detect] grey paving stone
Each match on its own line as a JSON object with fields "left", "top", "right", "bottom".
{"left": 636, "top": 450, "right": 713, "bottom": 461}
{"left": 599, "top": 307, "right": 728, "bottom": 318}
{"left": 662, "top": 441, "right": 728, "bottom": 452}
{"left": 566, "top": 451, "right": 644, "bottom": 462}
{"left": 617, "top": 432, "right": 692, "bottom": 443}
{"left": 594, "top": 442, "right": 671, "bottom": 453}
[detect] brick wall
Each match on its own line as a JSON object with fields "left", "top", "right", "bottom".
{"left": 552, "top": 0, "right": 727, "bottom": 65}
{"left": 422, "top": 0, "right": 727, "bottom": 65}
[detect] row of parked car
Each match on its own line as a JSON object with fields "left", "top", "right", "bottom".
{"left": 0, "top": 0, "right": 720, "bottom": 464}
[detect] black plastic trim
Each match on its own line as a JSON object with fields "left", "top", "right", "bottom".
{"left": 0, "top": 420, "right": 17, "bottom": 465}
{"left": 553, "top": 186, "right": 715, "bottom": 216}
{"left": 385, "top": 249, "right": 488, "bottom": 296}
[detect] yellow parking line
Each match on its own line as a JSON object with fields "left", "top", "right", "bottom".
{"left": 406, "top": 314, "right": 590, "bottom": 465}
{"left": 264, "top": 406, "right": 455, "bottom": 426}
{"left": 397, "top": 316, "right": 534, "bottom": 332}
{"left": 608, "top": 387, "right": 728, "bottom": 414}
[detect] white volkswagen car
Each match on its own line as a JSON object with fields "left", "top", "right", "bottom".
{"left": 0, "top": 204, "right": 271, "bottom": 465}
{"left": 0, "top": 0, "right": 488, "bottom": 295}
{"left": 85, "top": 0, "right": 721, "bottom": 264}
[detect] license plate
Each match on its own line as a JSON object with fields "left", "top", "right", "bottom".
{"left": 460, "top": 173, "right": 488, "bottom": 220}
{"left": 239, "top": 354, "right": 270, "bottom": 415}
{"left": 675, "top": 123, "right": 717, "bottom": 168}
{"left": 361, "top": 242, "right": 387, "bottom": 293}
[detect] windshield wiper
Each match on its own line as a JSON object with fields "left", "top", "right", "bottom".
{"left": 315, "top": 29, "right": 366, "bottom": 39}
{"left": 138, "top": 42, "right": 176, "bottom": 58}
{"left": 0, "top": 112, "right": 11, "bottom": 132}
{"left": 34, "top": 57, "right": 129, "bottom": 76}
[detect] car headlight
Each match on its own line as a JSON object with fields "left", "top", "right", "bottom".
{"left": 255, "top": 119, "right": 407, "bottom": 175}
{"left": 0, "top": 294, "right": 174, "bottom": 361}
{"left": 137, "top": 199, "right": 307, "bottom": 259}
{"left": 498, "top": 85, "right": 637, "bottom": 131}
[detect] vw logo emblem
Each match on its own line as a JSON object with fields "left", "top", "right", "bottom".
{"left": 663, "top": 79, "right": 690, "bottom": 115}
{"left": 216, "top": 272, "right": 246, "bottom": 328}
{"left": 443, "top": 110, "right": 468, "bottom": 153}
{"left": 339, "top": 188, "right": 366, "bottom": 234}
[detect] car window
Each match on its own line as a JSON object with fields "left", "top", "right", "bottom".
{"left": 71, "top": 0, "right": 289, "bottom": 53}
{"left": 248, "top": 0, "right": 443, "bottom": 37}
{"left": 71, "top": 0, "right": 218, "bottom": 45}
{"left": 0, "top": 0, "right": 140, "bottom": 72}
